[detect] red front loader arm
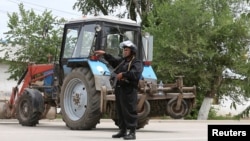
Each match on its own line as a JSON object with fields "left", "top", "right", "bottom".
{"left": 6, "top": 63, "right": 54, "bottom": 118}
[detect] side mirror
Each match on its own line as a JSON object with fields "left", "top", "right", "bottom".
{"left": 142, "top": 32, "right": 153, "bottom": 62}
{"left": 95, "top": 24, "right": 102, "bottom": 32}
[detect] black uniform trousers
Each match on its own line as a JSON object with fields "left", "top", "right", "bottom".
{"left": 114, "top": 83, "right": 138, "bottom": 129}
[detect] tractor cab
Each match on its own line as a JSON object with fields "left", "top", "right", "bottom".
{"left": 60, "top": 16, "right": 142, "bottom": 63}
{"left": 59, "top": 16, "right": 156, "bottom": 84}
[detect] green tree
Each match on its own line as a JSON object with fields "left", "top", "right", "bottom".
{"left": 145, "top": 0, "right": 250, "bottom": 119}
{"left": 72, "top": 0, "right": 152, "bottom": 25}
{"left": 0, "top": 3, "right": 66, "bottom": 80}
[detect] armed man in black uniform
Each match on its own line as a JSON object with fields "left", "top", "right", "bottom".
{"left": 95, "top": 40, "right": 143, "bottom": 140}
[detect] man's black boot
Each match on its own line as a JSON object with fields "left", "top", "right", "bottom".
{"left": 123, "top": 128, "right": 136, "bottom": 140}
{"left": 112, "top": 129, "right": 127, "bottom": 138}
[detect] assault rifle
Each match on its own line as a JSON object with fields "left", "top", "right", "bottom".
{"left": 110, "top": 72, "right": 118, "bottom": 88}
{"left": 109, "top": 72, "right": 130, "bottom": 88}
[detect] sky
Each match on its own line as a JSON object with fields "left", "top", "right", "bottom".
{"left": 0, "top": 0, "right": 83, "bottom": 39}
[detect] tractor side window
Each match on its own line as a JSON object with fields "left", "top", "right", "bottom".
{"left": 63, "top": 28, "right": 78, "bottom": 58}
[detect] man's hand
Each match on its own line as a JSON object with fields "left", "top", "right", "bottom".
{"left": 94, "top": 50, "right": 105, "bottom": 56}
{"left": 116, "top": 73, "right": 123, "bottom": 80}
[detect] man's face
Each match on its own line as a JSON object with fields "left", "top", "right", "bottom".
{"left": 122, "top": 47, "right": 132, "bottom": 58}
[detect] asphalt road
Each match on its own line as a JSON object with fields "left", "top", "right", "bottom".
{"left": 0, "top": 119, "right": 249, "bottom": 141}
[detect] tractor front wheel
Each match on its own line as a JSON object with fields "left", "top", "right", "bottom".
{"left": 16, "top": 89, "right": 44, "bottom": 126}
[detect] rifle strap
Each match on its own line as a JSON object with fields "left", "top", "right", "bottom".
{"left": 127, "top": 56, "right": 135, "bottom": 71}
{"left": 112, "top": 60, "right": 125, "bottom": 73}
{"left": 112, "top": 55, "right": 135, "bottom": 73}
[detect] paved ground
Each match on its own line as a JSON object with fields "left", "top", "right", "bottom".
{"left": 0, "top": 118, "right": 249, "bottom": 141}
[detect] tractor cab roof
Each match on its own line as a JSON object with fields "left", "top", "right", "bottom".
{"left": 66, "top": 15, "right": 140, "bottom": 27}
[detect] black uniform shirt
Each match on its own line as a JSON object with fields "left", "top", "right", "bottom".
{"left": 104, "top": 53, "right": 143, "bottom": 88}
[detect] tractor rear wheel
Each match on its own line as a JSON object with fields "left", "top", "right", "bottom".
{"left": 60, "top": 67, "right": 101, "bottom": 130}
{"left": 16, "top": 89, "right": 44, "bottom": 126}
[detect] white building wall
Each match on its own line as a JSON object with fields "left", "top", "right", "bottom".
{"left": 212, "top": 95, "right": 250, "bottom": 116}
{"left": 0, "top": 64, "right": 16, "bottom": 99}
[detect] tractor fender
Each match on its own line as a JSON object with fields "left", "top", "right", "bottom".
{"left": 23, "top": 88, "right": 44, "bottom": 113}
{"left": 142, "top": 66, "right": 157, "bottom": 81}
{"left": 88, "top": 61, "right": 159, "bottom": 90}
{"left": 87, "top": 60, "right": 112, "bottom": 91}
{"left": 63, "top": 59, "right": 112, "bottom": 91}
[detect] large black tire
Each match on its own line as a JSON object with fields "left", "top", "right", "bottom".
{"left": 137, "top": 100, "right": 150, "bottom": 129}
{"left": 16, "top": 89, "right": 44, "bottom": 126}
{"left": 166, "top": 97, "right": 189, "bottom": 119}
{"left": 60, "top": 67, "right": 101, "bottom": 130}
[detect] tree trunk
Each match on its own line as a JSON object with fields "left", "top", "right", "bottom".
{"left": 197, "top": 97, "right": 213, "bottom": 120}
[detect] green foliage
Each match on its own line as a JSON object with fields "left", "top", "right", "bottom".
{"left": 185, "top": 93, "right": 205, "bottom": 119}
{"left": 0, "top": 3, "right": 66, "bottom": 81}
{"left": 73, "top": 0, "right": 123, "bottom": 16}
{"left": 207, "top": 107, "right": 240, "bottom": 120}
{"left": 145, "top": 0, "right": 250, "bottom": 104}
{"left": 145, "top": 0, "right": 250, "bottom": 118}
{"left": 72, "top": 0, "right": 250, "bottom": 118}
{"left": 73, "top": 0, "right": 152, "bottom": 22}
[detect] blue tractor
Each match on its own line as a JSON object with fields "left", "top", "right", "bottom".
{"left": 0, "top": 16, "right": 196, "bottom": 130}
{"left": 58, "top": 16, "right": 196, "bottom": 130}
